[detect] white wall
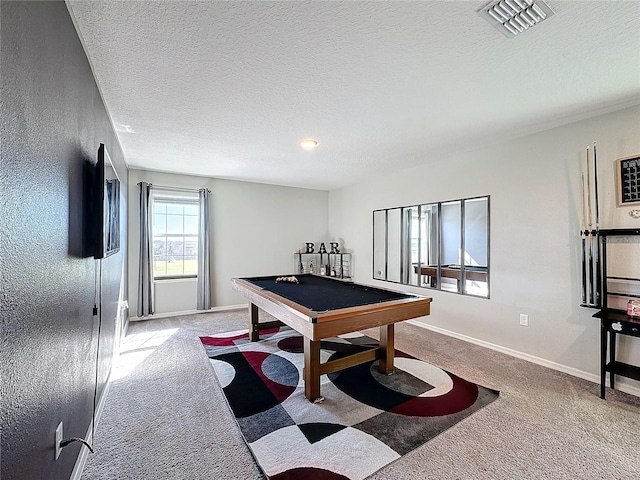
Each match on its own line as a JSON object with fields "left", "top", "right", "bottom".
{"left": 128, "top": 170, "right": 328, "bottom": 314}
{"left": 328, "top": 105, "right": 640, "bottom": 392}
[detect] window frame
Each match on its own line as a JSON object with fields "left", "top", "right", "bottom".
{"left": 151, "top": 191, "right": 200, "bottom": 280}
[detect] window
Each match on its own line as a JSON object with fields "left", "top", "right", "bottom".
{"left": 152, "top": 191, "right": 199, "bottom": 279}
{"left": 373, "top": 196, "right": 490, "bottom": 298}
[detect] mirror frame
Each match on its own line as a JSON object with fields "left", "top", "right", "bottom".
{"left": 373, "top": 195, "right": 490, "bottom": 298}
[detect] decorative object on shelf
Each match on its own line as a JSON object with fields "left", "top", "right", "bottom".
{"left": 628, "top": 299, "right": 640, "bottom": 318}
{"left": 616, "top": 154, "right": 640, "bottom": 206}
{"left": 294, "top": 248, "right": 352, "bottom": 279}
{"left": 303, "top": 242, "right": 341, "bottom": 254}
{"left": 580, "top": 143, "right": 601, "bottom": 308}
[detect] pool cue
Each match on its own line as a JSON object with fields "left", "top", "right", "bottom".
{"left": 580, "top": 172, "right": 587, "bottom": 305}
{"left": 586, "top": 145, "right": 594, "bottom": 305}
{"left": 593, "top": 142, "right": 600, "bottom": 306}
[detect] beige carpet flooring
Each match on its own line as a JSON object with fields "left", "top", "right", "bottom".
{"left": 81, "top": 310, "right": 640, "bottom": 479}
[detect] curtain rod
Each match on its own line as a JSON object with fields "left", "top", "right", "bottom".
{"left": 137, "top": 182, "right": 210, "bottom": 193}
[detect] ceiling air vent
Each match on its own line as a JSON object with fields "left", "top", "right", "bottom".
{"left": 480, "top": 0, "right": 554, "bottom": 37}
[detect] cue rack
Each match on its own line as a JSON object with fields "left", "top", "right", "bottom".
{"left": 580, "top": 142, "right": 601, "bottom": 308}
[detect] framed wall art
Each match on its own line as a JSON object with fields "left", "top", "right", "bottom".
{"left": 617, "top": 154, "right": 640, "bottom": 206}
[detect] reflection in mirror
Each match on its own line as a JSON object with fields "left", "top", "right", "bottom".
{"left": 373, "top": 210, "right": 386, "bottom": 280}
{"left": 402, "top": 207, "right": 419, "bottom": 286}
{"left": 386, "top": 208, "right": 402, "bottom": 283}
{"left": 373, "top": 196, "right": 489, "bottom": 298}
{"left": 441, "top": 201, "right": 462, "bottom": 293}
{"left": 463, "top": 197, "right": 489, "bottom": 296}
{"left": 417, "top": 204, "right": 438, "bottom": 288}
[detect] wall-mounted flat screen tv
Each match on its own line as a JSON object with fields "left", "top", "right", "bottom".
{"left": 95, "top": 143, "right": 121, "bottom": 258}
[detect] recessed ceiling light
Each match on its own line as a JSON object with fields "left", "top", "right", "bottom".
{"left": 480, "top": 0, "right": 554, "bottom": 37}
{"left": 300, "top": 139, "right": 318, "bottom": 150}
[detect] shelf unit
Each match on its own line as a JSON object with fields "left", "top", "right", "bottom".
{"left": 294, "top": 252, "right": 352, "bottom": 279}
{"left": 594, "top": 228, "right": 640, "bottom": 399}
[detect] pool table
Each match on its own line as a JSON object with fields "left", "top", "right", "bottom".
{"left": 231, "top": 274, "right": 432, "bottom": 402}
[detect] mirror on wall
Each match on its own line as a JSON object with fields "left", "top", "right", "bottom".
{"left": 373, "top": 196, "right": 490, "bottom": 298}
{"left": 386, "top": 208, "right": 402, "bottom": 283}
{"left": 373, "top": 210, "right": 386, "bottom": 280}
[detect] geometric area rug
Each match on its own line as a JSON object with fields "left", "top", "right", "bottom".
{"left": 200, "top": 327, "right": 499, "bottom": 480}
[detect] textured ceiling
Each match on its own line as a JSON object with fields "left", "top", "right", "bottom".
{"left": 67, "top": 1, "right": 640, "bottom": 190}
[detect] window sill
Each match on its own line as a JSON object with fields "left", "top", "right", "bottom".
{"left": 154, "top": 276, "right": 197, "bottom": 283}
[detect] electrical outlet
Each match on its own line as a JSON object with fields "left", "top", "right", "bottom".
{"left": 55, "top": 422, "right": 63, "bottom": 460}
{"left": 519, "top": 314, "right": 529, "bottom": 327}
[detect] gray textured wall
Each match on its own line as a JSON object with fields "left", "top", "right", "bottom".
{"left": 1, "top": 2, "right": 128, "bottom": 479}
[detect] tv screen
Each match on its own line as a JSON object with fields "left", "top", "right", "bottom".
{"left": 95, "top": 143, "right": 121, "bottom": 259}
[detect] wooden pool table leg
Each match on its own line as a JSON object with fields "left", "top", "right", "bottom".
{"left": 303, "top": 337, "right": 323, "bottom": 402}
{"left": 249, "top": 303, "right": 260, "bottom": 342}
{"left": 379, "top": 323, "right": 395, "bottom": 374}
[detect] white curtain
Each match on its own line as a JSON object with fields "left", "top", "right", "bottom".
{"left": 137, "top": 182, "right": 154, "bottom": 317}
{"left": 197, "top": 188, "right": 211, "bottom": 310}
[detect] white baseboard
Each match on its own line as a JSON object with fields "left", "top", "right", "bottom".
{"left": 407, "top": 320, "right": 640, "bottom": 398}
{"left": 130, "top": 304, "right": 246, "bottom": 321}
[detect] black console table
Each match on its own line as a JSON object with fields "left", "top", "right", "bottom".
{"left": 593, "top": 228, "right": 640, "bottom": 399}
{"left": 595, "top": 310, "right": 640, "bottom": 398}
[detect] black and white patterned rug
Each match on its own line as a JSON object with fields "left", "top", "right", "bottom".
{"left": 200, "top": 326, "right": 499, "bottom": 479}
